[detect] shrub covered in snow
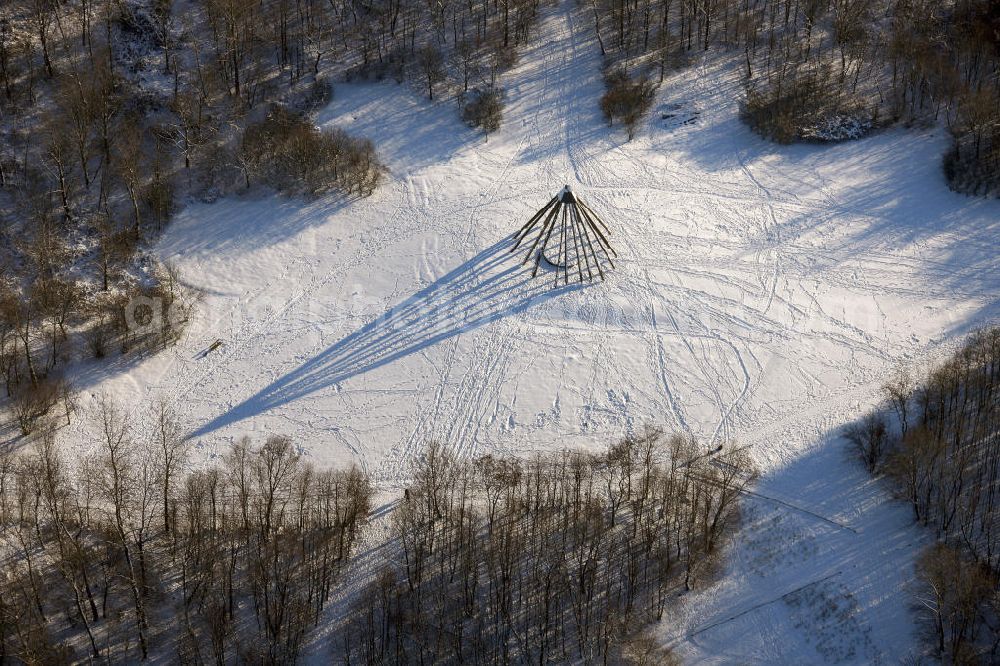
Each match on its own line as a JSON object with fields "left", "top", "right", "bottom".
{"left": 743, "top": 65, "right": 872, "bottom": 144}
{"left": 801, "top": 113, "right": 873, "bottom": 142}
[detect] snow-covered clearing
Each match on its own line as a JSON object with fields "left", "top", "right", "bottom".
{"left": 54, "top": 1, "right": 1000, "bottom": 662}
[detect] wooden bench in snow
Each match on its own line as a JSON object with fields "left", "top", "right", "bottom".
{"left": 199, "top": 339, "right": 224, "bottom": 358}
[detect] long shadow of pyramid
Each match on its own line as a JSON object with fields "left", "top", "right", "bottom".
{"left": 191, "top": 237, "right": 585, "bottom": 437}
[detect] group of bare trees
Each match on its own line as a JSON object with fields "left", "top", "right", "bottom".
{"left": 2, "top": 10, "right": 181, "bottom": 230}
{"left": 878, "top": 329, "right": 1000, "bottom": 555}
{"left": 0, "top": 402, "right": 752, "bottom": 664}
{"left": 2, "top": 0, "right": 409, "bottom": 429}
{"left": 0, "top": 398, "right": 373, "bottom": 664}
{"left": 600, "top": 68, "right": 657, "bottom": 140}
{"left": 0, "top": 24, "right": 191, "bottom": 429}
{"left": 339, "top": 0, "right": 541, "bottom": 133}
{"left": 240, "top": 106, "right": 384, "bottom": 196}
{"left": 340, "top": 432, "right": 756, "bottom": 664}
{"left": 853, "top": 327, "right": 1000, "bottom": 660}
{"left": 0, "top": 256, "right": 193, "bottom": 436}
{"left": 588, "top": 0, "right": 999, "bottom": 191}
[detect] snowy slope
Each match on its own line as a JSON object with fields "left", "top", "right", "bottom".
{"left": 57, "top": 1, "right": 1000, "bottom": 662}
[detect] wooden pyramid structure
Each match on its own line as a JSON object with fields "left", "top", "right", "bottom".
{"left": 511, "top": 186, "right": 617, "bottom": 286}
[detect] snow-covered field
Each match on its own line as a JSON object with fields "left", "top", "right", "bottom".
{"left": 57, "top": 2, "right": 1000, "bottom": 662}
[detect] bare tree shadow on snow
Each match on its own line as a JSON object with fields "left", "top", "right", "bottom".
{"left": 673, "top": 428, "right": 928, "bottom": 663}
{"left": 315, "top": 83, "right": 478, "bottom": 172}
{"left": 160, "top": 195, "right": 357, "bottom": 259}
{"left": 190, "top": 237, "right": 585, "bottom": 437}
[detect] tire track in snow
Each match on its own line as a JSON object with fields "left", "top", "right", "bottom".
{"left": 603, "top": 188, "right": 691, "bottom": 435}
{"left": 587, "top": 178, "right": 765, "bottom": 448}
{"left": 163, "top": 182, "right": 498, "bottom": 434}
{"left": 176, "top": 193, "right": 412, "bottom": 398}
{"left": 583, "top": 58, "right": 758, "bottom": 445}
{"left": 717, "top": 53, "right": 784, "bottom": 320}
{"left": 681, "top": 569, "right": 845, "bottom": 642}
{"left": 446, "top": 320, "right": 518, "bottom": 460}
{"left": 375, "top": 128, "right": 532, "bottom": 482}
{"left": 115, "top": 188, "right": 415, "bottom": 447}
{"left": 389, "top": 4, "right": 598, "bottom": 468}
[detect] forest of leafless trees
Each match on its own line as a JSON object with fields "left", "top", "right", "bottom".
{"left": 0, "top": 397, "right": 373, "bottom": 663}
{"left": 340, "top": 432, "right": 756, "bottom": 664}
{"left": 0, "top": 414, "right": 753, "bottom": 663}
{"left": 589, "top": 0, "right": 999, "bottom": 194}
{"left": 850, "top": 327, "right": 1000, "bottom": 661}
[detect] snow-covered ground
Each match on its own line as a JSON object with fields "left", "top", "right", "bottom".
{"left": 56, "top": 1, "right": 1000, "bottom": 662}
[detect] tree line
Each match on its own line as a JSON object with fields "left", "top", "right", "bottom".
{"left": 339, "top": 432, "right": 756, "bottom": 664}
{"left": 851, "top": 327, "right": 1000, "bottom": 661}
{"left": 0, "top": 416, "right": 754, "bottom": 663}
{"left": 0, "top": 398, "right": 372, "bottom": 664}
{"left": 1, "top": 259, "right": 196, "bottom": 437}
{"left": 588, "top": 0, "right": 999, "bottom": 194}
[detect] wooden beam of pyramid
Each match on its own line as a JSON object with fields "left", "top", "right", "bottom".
{"left": 513, "top": 186, "right": 617, "bottom": 286}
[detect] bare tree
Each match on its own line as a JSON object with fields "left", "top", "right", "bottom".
{"left": 94, "top": 393, "right": 150, "bottom": 659}
{"left": 883, "top": 368, "right": 915, "bottom": 435}
{"left": 917, "top": 543, "right": 991, "bottom": 659}
{"left": 844, "top": 411, "right": 889, "bottom": 473}
{"left": 12, "top": 377, "right": 59, "bottom": 435}
{"left": 417, "top": 43, "right": 445, "bottom": 100}
{"left": 153, "top": 398, "right": 188, "bottom": 534}
{"left": 113, "top": 117, "right": 146, "bottom": 238}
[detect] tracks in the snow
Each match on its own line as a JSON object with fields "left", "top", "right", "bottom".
{"left": 683, "top": 569, "right": 845, "bottom": 641}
